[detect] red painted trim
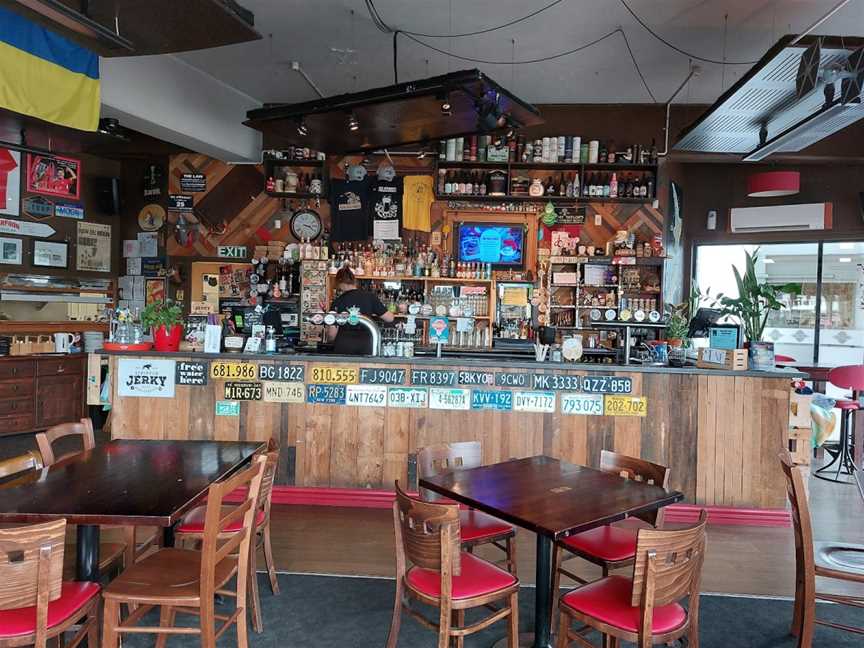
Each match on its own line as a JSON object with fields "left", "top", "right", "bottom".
{"left": 227, "top": 486, "right": 791, "bottom": 527}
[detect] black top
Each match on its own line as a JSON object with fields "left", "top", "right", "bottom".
{"left": 330, "top": 178, "right": 370, "bottom": 242}
{"left": 331, "top": 289, "right": 388, "bottom": 355}
{"left": 369, "top": 177, "right": 403, "bottom": 238}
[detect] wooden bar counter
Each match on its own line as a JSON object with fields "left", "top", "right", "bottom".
{"left": 104, "top": 351, "right": 800, "bottom": 510}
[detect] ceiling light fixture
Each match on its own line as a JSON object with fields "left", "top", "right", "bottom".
{"left": 296, "top": 118, "right": 308, "bottom": 136}
{"left": 747, "top": 171, "right": 801, "bottom": 197}
{"left": 440, "top": 92, "right": 452, "bottom": 115}
{"left": 347, "top": 112, "right": 359, "bottom": 131}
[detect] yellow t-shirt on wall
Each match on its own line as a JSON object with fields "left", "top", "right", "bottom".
{"left": 402, "top": 175, "right": 434, "bottom": 232}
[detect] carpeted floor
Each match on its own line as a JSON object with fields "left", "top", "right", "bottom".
{"left": 118, "top": 572, "right": 862, "bottom": 647}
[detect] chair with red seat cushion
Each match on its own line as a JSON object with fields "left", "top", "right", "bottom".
{"left": 815, "top": 365, "right": 864, "bottom": 483}
{"left": 0, "top": 519, "right": 100, "bottom": 648}
{"left": 556, "top": 511, "right": 707, "bottom": 648}
{"left": 418, "top": 442, "right": 518, "bottom": 576}
{"left": 552, "top": 451, "right": 670, "bottom": 604}
{"left": 386, "top": 481, "right": 520, "bottom": 648}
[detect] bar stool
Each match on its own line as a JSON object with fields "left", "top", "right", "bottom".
{"left": 814, "top": 365, "right": 864, "bottom": 484}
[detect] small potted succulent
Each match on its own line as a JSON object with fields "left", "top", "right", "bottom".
{"left": 663, "top": 302, "right": 690, "bottom": 349}
{"left": 140, "top": 299, "right": 184, "bottom": 352}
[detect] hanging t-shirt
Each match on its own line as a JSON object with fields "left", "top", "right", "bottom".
{"left": 403, "top": 175, "right": 435, "bottom": 232}
{"left": 369, "top": 176, "right": 403, "bottom": 240}
{"left": 330, "top": 178, "right": 370, "bottom": 242}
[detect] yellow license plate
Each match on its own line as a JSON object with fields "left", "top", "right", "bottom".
{"left": 310, "top": 365, "right": 359, "bottom": 384}
{"left": 604, "top": 395, "right": 647, "bottom": 417}
{"left": 210, "top": 361, "right": 257, "bottom": 381}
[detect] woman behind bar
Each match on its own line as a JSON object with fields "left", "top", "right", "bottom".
{"left": 326, "top": 267, "right": 394, "bottom": 355}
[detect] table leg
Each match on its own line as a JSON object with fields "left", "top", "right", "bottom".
{"left": 533, "top": 534, "right": 554, "bottom": 648}
{"left": 76, "top": 525, "right": 100, "bottom": 582}
{"left": 163, "top": 523, "right": 176, "bottom": 548}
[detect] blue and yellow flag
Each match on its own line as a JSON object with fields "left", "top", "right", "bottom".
{"left": 0, "top": 6, "right": 100, "bottom": 131}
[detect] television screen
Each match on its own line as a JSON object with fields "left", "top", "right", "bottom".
{"left": 457, "top": 223, "right": 524, "bottom": 267}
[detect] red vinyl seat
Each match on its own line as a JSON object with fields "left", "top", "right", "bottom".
{"left": 407, "top": 552, "right": 516, "bottom": 600}
{"left": 560, "top": 575, "right": 686, "bottom": 634}
{"left": 459, "top": 509, "right": 514, "bottom": 543}
{"left": 176, "top": 505, "right": 265, "bottom": 533}
{"left": 0, "top": 582, "right": 100, "bottom": 638}
{"left": 834, "top": 400, "right": 860, "bottom": 411}
{"left": 560, "top": 524, "right": 642, "bottom": 563}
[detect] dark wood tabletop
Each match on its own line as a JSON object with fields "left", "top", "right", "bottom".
{"left": 0, "top": 439, "right": 263, "bottom": 526}
{"left": 420, "top": 455, "right": 684, "bottom": 539}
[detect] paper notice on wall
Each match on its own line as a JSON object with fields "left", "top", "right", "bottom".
{"left": 76, "top": 222, "right": 111, "bottom": 272}
{"left": 123, "top": 240, "right": 140, "bottom": 257}
{"left": 126, "top": 257, "right": 142, "bottom": 275}
{"left": 132, "top": 275, "right": 145, "bottom": 301}
{"left": 502, "top": 287, "right": 528, "bottom": 306}
{"left": 373, "top": 219, "right": 399, "bottom": 240}
{"left": 118, "top": 275, "right": 133, "bottom": 299}
{"left": 137, "top": 232, "right": 158, "bottom": 257}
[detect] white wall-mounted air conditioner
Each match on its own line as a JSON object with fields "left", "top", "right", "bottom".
{"left": 728, "top": 203, "right": 832, "bottom": 233}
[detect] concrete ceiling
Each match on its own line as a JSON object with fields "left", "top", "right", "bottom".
{"left": 177, "top": 0, "right": 864, "bottom": 106}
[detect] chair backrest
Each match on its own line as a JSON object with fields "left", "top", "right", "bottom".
{"left": 828, "top": 365, "right": 864, "bottom": 392}
{"left": 779, "top": 450, "right": 816, "bottom": 593}
{"left": 392, "top": 480, "right": 461, "bottom": 576}
{"left": 417, "top": 441, "right": 482, "bottom": 500}
{"left": 0, "top": 450, "right": 43, "bottom": 480}
{"left": 600, "top": 450, "right": 671, "bottom": 526}
{"left": 198, "top": 454, "right": 265, "bottom": 599}
{"left": 35, "top": 418, "right": 95, "bottom": 466}
{"left": 630, "top": 510, "right": 707, "bottom": 629}
{"left": 256, "top": 439, "right": 280, "bottom": 521}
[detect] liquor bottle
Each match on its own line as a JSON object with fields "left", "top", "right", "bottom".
{"left": 465, "top": 173, "right": 474, "bottom": 196}
{"left": 609, "top": 172, "right": 618, "bottom": 198}
{"left": 455, "top": 137, "right": 464, "bottom": 162}
{"left": 439, "top": 140, "right": 447, "bottom": 160}
{"left": 444, "top": 172, "right": 453, "bottom": 195}
{"left": 565, "top": 174, "right": 574, "bottom": 198}
{"left": 469, "top": 136, "right": 477, "bottom": 162}
{"left": 603, "top": 173, "right": 611, "bottom": 198}
{"left": 479, "top": 172, "right": 487, "bottom": 196}
{"left": 437, "top": 169, "right": 446, "bottom": 195}
{"left": 546, "top": 176, "right": 556, "bottom": 196}
{"left": 646, "top": 176, "right": 655, "bottom": 199}
{"left": 573, "top": 172, "right": 580, "bottom": 198}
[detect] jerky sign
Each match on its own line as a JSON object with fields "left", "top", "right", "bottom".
{"left": 117, "top": 359, "right": 176, "bottom": 398}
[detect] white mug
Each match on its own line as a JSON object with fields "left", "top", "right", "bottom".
{"left": 53, "top": 332, "right": 75, "bottom": 353}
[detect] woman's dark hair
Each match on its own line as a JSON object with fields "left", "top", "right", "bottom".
{"left": 335, "top": 266, "right": 356, "bottom": 286}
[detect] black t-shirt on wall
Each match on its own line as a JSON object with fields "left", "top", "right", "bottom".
{"left": 369, "top": 177, "right": 403, "bottom": 238}
{"left": 330, "top": 179, "right": 370, "bottom": 242}
{"left": 330, "top": 289, "right": 388, "bottom": 355}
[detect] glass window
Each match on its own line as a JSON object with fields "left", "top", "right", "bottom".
{"left": 818, "top": 242, "right": 864, "bottom": 367}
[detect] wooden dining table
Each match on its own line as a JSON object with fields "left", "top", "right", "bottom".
{"left": 420, "top": 455, "right": 684, "bottom": 648}
{"left": 0, "top": 439, "right": 263, "bottom": 582}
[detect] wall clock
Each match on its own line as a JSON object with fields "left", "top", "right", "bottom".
{"left": 289, "top": 207, "right": 322, "bottom": 240}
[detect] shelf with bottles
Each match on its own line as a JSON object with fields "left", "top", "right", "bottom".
{"left": 434, "top": 193, "right": 653, "bottom": 205}
{"left": 350, "top": 275, "right": 494, "bottom": 284}
{"left": 264, "top": 159, "right": 327, "bottom": 198}
{"left": 548, "top": 256, "right": 665, "bottom": 266}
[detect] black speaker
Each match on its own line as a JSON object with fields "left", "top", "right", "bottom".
{"left": 94, "top": 177, "right": 121, "bottom": 215}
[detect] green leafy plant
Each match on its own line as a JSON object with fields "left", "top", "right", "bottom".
{"left": 715, "top": 249, "right": 801, "bottom": 343}
{"left": 140, "top": 300, "right": 183, "bottom": 330}
{"left": 663, "top": 302, "right": 690, "bottom": 344}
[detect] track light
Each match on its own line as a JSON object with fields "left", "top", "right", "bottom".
{"left": 347, "top": 112, "right": 359, "bottom": 131}
{"left": 296, "top": 118, "right": 308, "bottom": 136}
{"left": 441, "top": 94, "right": 452, "bottom": 115}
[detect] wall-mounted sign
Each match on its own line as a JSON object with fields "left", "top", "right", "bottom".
{"left": 210, "top": 361, "right": 257, "bottom": 381}
{"left": 143, "top": 164, "right": 163, "bottom": 198}
{"left": 0, "top": 149, "right": 21, "bottom": 216}
{"left": 495, "top": 372, "right": 530, "bottom": 388}
{"left": 513, "top": 391, "right": 556, "bottom": 413}
{"left": 310, "top": 365, "right": 358, "bottom": 384}
{"left": 224, "top": 381, "right": 262, "bottom": 401}
{"left": 262, "top": 381, "right": 305, "bottom": 403}
{"left": 167, "top": 194, "right": 194, "bottom": 211}
{"left": 22, "top": 196, "right": 53, "bottom": 220}
{"left": 388, "top": 387, "right": 428, "bottom": 409}
{"left": 561, "top": 393, "right": 604, "bottom": 416}
{"left": 428, "top": 317, "right": 450, "bottom": 344}
{"left": 76, "top": 222, "right": 111, "bottom": 272}
{"left": 258, "top": 363, "right": 305, "bottom": 382}
{"left": 604, "top": 395, "right": 647, "bottom": 417}
{"left": 458, "top": 370, "right": 494, "bottom": 386}
{"left": 26, "top": 154, "right": 81, "bottom": 199}
{"left": 307, "top": 384, "right": 346, "bottom": 405}
{"left": 359, "top": 367, "right": 405, "bottom": 385}
{"left": 54, "top": 202, "right": 84, "bottom": 220}
{"left": 470, "top": 390, "right": 512, "bottom": 411}
{"left": 117, "top": 359, "right": 176, "bottom": 398}
{"left": 346, "top": 384, "right": 387, "bottom": 407}
{"left": 216, "top": 400, "right": 240, "bottom": 416}
{"left": 176, "top": 361, "right": 208, "bottom": 386}
{"left": 180, "top": 173, "right": 206, "bottom": 192}
{"left": 410, "top": 369, "right": 456, "bottom": 386}
{"left": 428, "top": 387, "right": 471, "bottom": 410}
{"left": 0, "top": 218, "right": 55, "bottom": 238}
{"left": 217, "top": 245, "right": 247, "bottom": 259}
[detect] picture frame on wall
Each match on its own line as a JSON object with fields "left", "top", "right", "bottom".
{"left": 0, "top": 148, "right": 21, "bottom": 216}
{"left": 0, "top": 237, "right": 22, "bottom": 265}
{"left": 26, "top": 154, "right": 81, "bottom": 200}
{"left": 145, "top": 277, "right": 166, "bottom": 305}
{"left": 32, "top": 240, "right": 69, "bottom": 268}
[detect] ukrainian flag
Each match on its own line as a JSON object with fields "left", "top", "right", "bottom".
{"left": 0, "top": 6, "right": 100, "bottom": 131}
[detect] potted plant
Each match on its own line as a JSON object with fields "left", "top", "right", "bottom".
{"left": 140, "top": 300, "right": 184, "bottom": 352}
{"left": 663, "top": 302, "right": 689, "bottom": 348}
{"left": 715, "top": 249, "right": 801, "bottom": 344}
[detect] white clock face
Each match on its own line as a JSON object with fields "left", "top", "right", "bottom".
{"left": 291, "top": 210, "right": 322, "bottom": 240}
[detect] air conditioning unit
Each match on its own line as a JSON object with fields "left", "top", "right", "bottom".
{"left": 729, "top": 203, "right": 832, "bottom": 233}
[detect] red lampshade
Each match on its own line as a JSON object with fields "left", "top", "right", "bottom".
{"left": 747, "top": 171, "right": 800, "bottom": 197}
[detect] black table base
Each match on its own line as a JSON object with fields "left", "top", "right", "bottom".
{"left": 76, "top": 525, "right": 101, "bottom": 582}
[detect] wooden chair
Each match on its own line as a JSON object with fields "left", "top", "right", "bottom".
{"left": 418, "top": 442, "right": 518, "bottom": 576}
{"left": 780, "top": 451, "right": 864, "bottom": 647}
{"left": 175, "top": 439, "right": 281, "bottom": 633}
{"left": 552, "top": 451, "right": 670, "bottom": 600}
{"left": 386, "top": 481, "right": 519, "bottom": 648}
{"left": 0, "top": 519, "right": 100, "bottom": 648}
{"left": 102, "top": 453, "right": 266, "bottom": 648}
{"left": 556, "top": 511, "right": 707, "bottom": 648}
{"left": 0, "top": 450, "right": 43, "bottom": 486}
{"left": 34, "top": 419, "right": 94, "bottom": 466}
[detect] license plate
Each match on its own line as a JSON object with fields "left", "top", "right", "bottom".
{"left": 428, "top": 388, "right": 471, "bottom": 410}
{"left": 215, "top": 400, "right": 240, "bottom": 416}
{"left": 307, "top": 384, "right": 347, "bottom": 405}
{"left": 513, "top": 391, "right": 556, "bottom": 413}
{"left": 258, "top": 363, "right": 305, "bottom": 382}
{"left": 388, "top": 387, "right": 428, "bottom": 408}
{"left": 310, "top": 365, "right": 359, "bottom": 384}
{"left": 262, "top": 381, "right": 305, "bottom": 403}
{"left": 560, "top": 393, "right": 604, "bottom": 416}
{"left": 581, "top": 376, "right": 633, "bottom": 394}
{"left": 346, "top": 384, "right": 388, "bottom": 407}
{"left": 210, "top": 361, "right": 257, "bottom": 381}
{"left": 604, "top": 395, "right": 647, "bottom": 417}
{"left": 470, "top": 390, "right": 512, "bottom": 411}
{"left": 223, "top": 381, "right": 262, "bottom": 401}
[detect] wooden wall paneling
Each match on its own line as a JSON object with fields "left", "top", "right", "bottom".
{"left": 213, "top": 400, "right": 240, "bottom": 442}
{"left": 585, "top": 415, "right": 614, "bottom": 469}
{"left": 542, "top": 410, "right": 558, "bottom": 458}
{"left": 724, "top": 377, "right": 746, "bottom": 506}
{"left": 329, "top": 403, "right": 360, "bottom": 487}
{"left": 557, "top": 408, "right": 588, "bottom": 467}
{"left": 187, "top": 379, "right": 216, "bottom": 440}
{"left": 759, "top": 380, "right": 791, "bottom": 509}
{"left": 695, "top": 375, "right": 713, "bottom": 505}
{"left": 244, "top": 399, "right": 281, "bottom": 444}
{"left": 383, "top": 406, "right": 410, "bottom": 488}
{"left": 356, "top": 405, "right": 385, "bottom": 488}
{"left": 711, "top": 377, "right": 734, "bottom": 507}
{"left": 164, "top": 386, "right": 190, "bottom": 440}
{"left": 301, "top": 404, "right": 333, "bottom": 487}
{"left": 661, "top": 373, "right": 697, "bottom": 503}
{"left": 613, "top": 373, "right": 643, "bottom": 459}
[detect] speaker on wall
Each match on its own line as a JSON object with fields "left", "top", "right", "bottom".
{"left": 94, "top": 177, "right": 121, "bottom": 215}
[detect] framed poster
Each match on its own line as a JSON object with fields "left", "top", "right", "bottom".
{"left": 0, "top": 148, "right": 21, "bottom": 216}
{"left": 32, "top": 240, "right": 68, "bottom": 268}
{"left": 0, "top": 237, "right": 22, "bottom": 265}
{"left": 145, "top": 277, "right": 166, "bottom": 305}
{"left": 76, "top": 222, "right": 111, "bottom": 272}
{"left": 26, "top": 154, "right": 80, "bottom": 200}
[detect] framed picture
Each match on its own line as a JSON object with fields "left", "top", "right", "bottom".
{"left": 0, "top": 148, "right": 21, "bottom": 216}
{"left": 26, "top": 154, "right": 81, "bottom": 200}
{"left": 32, "top": 240, "right": 68, "bottom": 268}
{"left": 0, "top": 237, "right": 22, "bottom": 265}
{"left": 145, "top": 278, "right": 166, "bottom": 305}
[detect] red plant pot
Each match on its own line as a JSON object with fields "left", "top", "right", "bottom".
{"left": 152, "top": 324, "right": 183, "bottom": 352}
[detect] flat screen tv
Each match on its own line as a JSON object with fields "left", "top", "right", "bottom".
{"left": 457, "top": 223, "right": 524, "bottom": 267}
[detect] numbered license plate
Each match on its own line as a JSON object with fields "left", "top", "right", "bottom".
{"left": 310, "top": 365, "right": 358, "bottom": 384}
{"left": 560, "top": 393, "right": 604, "bottom": 416}
{"left": 262, "top": 381, "right": 305, "bottom": 403}
{"left": 223, "top": 381, "right": 262, "bottom": 401}
{"left": 258, "top": 363, "right": 305, "bottom": 382}
{"left": 428, "top": 388, "right": 471, "bottom": 410}
{"left": 346, "top": 384, "right": 387, "bottom": 407}
{"left": 513, "top": 391, "right": 556, "bottom": 413}
{"left": 470, "top": 390, "right": 512, "bottom": 411}
{"left": 388, "top": 387, "right": 428, "bottom": 408}
{"left": 210, "top": 361, "right": 257, "bottom": 381}
{"left": 604, "top": 395, "right": 647, "bottom": 417}
{"left": 581, "top": 376, "right": 633, "bottom": 394}
{"left": 307, "top": 384, "right": 347, "bottom": 405}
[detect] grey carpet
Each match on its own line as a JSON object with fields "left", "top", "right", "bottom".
{"left": 118, "top": 572, "right": 861, "bottom": 647}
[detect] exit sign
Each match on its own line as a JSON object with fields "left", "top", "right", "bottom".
{"left": 218, "top": 245, "right": 247, "bottom": 259}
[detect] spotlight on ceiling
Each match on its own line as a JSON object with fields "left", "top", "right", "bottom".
{"left": 440, "top": 92, "right": 452, "bottom": 115}
{"left": 347, "top": 112, "right": 359, "bottom": 132}
{"left": 296, "top": 118, "right": 308, "bottom": 136}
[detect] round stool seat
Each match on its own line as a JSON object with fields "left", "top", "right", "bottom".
{"left": 835, "top": 400, "right": 860, "bottom": 411}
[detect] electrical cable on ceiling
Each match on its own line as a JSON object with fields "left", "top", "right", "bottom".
{"left": 619, "top": 0, "right": 758, "bottom": 65}
{"left": 620, "top": 27, "right": 657, "bottom": 102}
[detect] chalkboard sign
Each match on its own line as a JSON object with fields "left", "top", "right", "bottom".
{"left": 410, "top": 369, "right": 457, "bottom": 386}
{"left": 176, "top": 361, "right": 208, "bottom": 386}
